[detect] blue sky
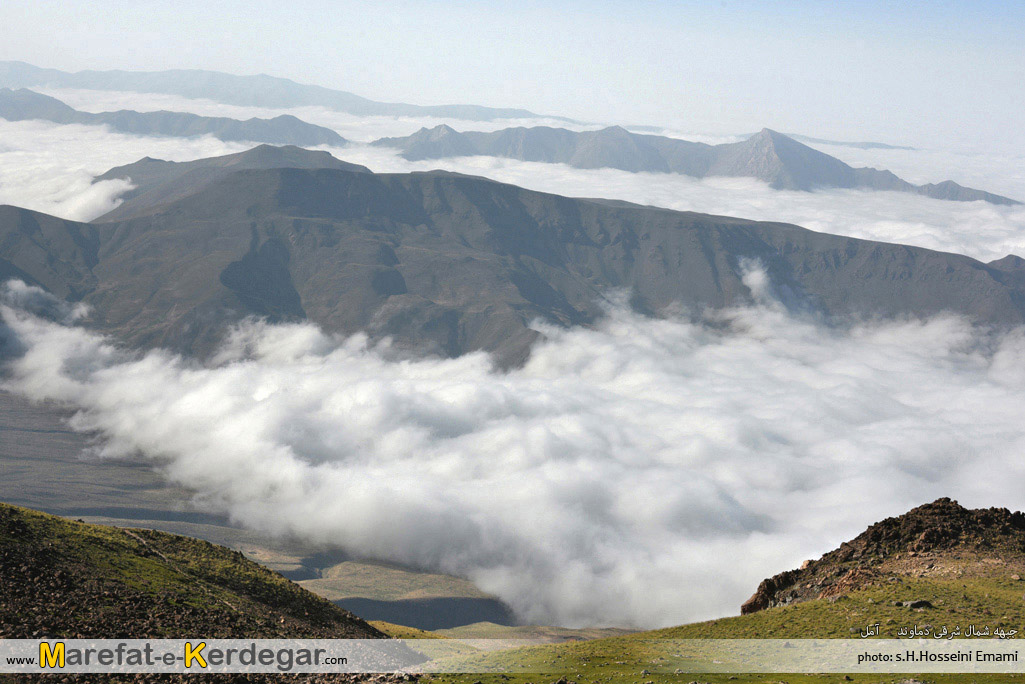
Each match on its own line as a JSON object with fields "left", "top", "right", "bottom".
{"left": 2, "top": 0, "right": 1023, "bottom": 151}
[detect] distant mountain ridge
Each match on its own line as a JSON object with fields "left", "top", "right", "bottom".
{"left": 0, "top": 87, "right": 345, "bottom": 146}
{"left": 0, "top": 60, "right": 559, "bottom": 122}
{"left": 785, "top": 132, "right": 917, "bottom": 151}
{"left": 373, "top": 125, "right": 1019, "bottom": 204}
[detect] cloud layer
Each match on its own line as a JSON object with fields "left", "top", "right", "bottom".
{"left": 3, "top": 91, "right": 1023, "bottom": 264}
{"left": 331, "top": 145, "right": 1025, "bottom": 263}
{"left": 2, "top": 94, "right": 1024, "bottom": 629}
{"left": 37, "top": 87, "right": 602, "bottom": 143}
{"left": 0, "top": 118, "right": 247, "bottom": 221}
{"left": 3, "top": 277, "right": 1025, "bottom": 628}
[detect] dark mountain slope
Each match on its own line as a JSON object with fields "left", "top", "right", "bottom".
{"left": 374, "top": 125, "right": 1019, "bottom": 204}
{"left": 82, "top": 162, "right": 1025, "bottom": 363}
{"left": 0, "top": 60, "right": 549, "bottom": 122}
{"left": 0, "top": 87, "right": 345, "bottom": 146}
{"left": 0, "top": 205, "right": 98, "bottom": 299}
{"left": 4, "top": 148, "right": 1025, "bottom": 365}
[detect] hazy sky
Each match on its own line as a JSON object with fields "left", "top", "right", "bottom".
{"left": 2, "top": 1, "right": 1024, "bottom": 151}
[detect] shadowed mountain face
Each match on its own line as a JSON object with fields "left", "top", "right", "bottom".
{"left": 0, "top": 204, "right": 99, "bottom": 300}
{"left": 2, "top": 146, "right": 1025, "bottom": 366}
{"left": 374, "top": 125, "right": 1019, "bottom": 204}
{"left": 0, "top": 60, "right": 552, "bottom": 122}
{"left": 0, "top": 87, "right": 345, "bottom": 146}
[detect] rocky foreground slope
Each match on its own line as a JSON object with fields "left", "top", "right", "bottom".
{"left": 0, "top": 502, "right": 395, "bottom": 683}
{"left": 741, "top": 498, "right": 1025, "bottom": 615}
{"left": 438, "top": 500, "right": 1025, "bottom": 684}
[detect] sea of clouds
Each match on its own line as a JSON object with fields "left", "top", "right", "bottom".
{"left": 3, "top": 90, "right": 1025, "bottom": 628}
{"left": 0, "top": 118, "right": 249, "bottom": 220}
{"left": 3, "top": 274, "right": 1025, "bottom": 627}
{"left": 2, "top": 89, "right": 1024, "bottom": 260}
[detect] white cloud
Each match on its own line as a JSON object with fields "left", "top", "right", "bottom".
{"left": 4, "top": 93, "right": 1023, "bottom": 264}
{"left": 806, "top": 141, "right": 1025, "bottom": 204}
{"left": 329, "top": 145, "right": 1025, "bottom": 263}
{"left": 35, "top": 87, "right": 605, "bottom": 143}
{"left": 3, "top": 277, "right": 1025, "bottom": 629}
{"left": 0, "top": 118, "right": 249, "bottom": 221}
{"left": 38, "top": 86, "right": 1025, "bottom": 199}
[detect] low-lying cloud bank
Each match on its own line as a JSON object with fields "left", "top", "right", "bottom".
{"left": 335, "top": 145, "right": 1025, "bottom": 263}
{"left": 3, "top": 104, "right": 1023, "bottom": 262}
{"left": 0, "top": 118, "right": 247, "bottom": 221}
{"left": 3, "top": 277, "right": 1025, "bottom": 628}
{"left": 36, "top": 87, "right": 598, "bottom": 143}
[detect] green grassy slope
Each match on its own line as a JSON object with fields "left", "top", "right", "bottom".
{"left": 422, "top": 500, "right": 1025, "bottom": 684}
{"left": 423, "top": 572, "right": 1025, "bottom": 684}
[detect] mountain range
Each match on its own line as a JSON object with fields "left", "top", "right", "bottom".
{"left": 0, "top": 60, "right": 553, "bottom": 122}
{"left": 373, "top": 124, "right": 1019, "bottom": 204}
{"left": 0, "top": 87, "right": 345, "bottom": 146}
{"left": 1, "top": 145, "right": 1024, "bottom": 368}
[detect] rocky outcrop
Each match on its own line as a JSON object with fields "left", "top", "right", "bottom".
{"left": 740, "top": 498, "right": 1025, "bottom": 614}
{"left": 0, "top": 503, "right": 402, "bottom": 682}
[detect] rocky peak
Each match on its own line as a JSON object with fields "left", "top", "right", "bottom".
{"left": 741, "top": 499, "right": 1025, "bottom": 615}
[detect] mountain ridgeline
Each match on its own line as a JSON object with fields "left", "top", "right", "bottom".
{"left": 0, "top": 60, "right": 554, "bottom": 122}
{"left": 2, "top": 145, "right": 1025, "bottom": 366}
{"left": 373, "top": 125, "right": 1019, "bottom": 204}
{"left": 0, "top": 87, "right": 345, "bottom": 146}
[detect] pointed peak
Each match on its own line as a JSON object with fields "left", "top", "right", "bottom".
{"left": 411, "top": 124, "right": 462, "bottom": 141}
{"left": 749, "top": 127, "right": 788, "bottom": 142}
{"left": 597, "top": 125, "right": 632, "bottom": 136}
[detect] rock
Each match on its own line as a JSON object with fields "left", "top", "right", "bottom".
{"left": 902, "top": 600, "right": 934, "bottom": 609}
